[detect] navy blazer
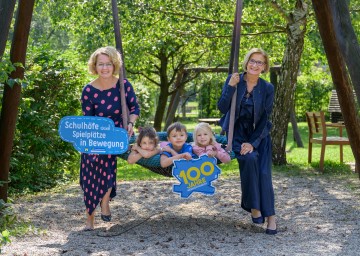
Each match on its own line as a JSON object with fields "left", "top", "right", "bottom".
{"left": 217, "top": 73, "right": 274, "bottom": 150}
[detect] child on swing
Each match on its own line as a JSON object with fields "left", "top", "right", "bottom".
{"left": 160, "top": 122, "right": 195, "bottom": 168}
{"left": 127, "top": 126, "right": 161, "bottom": 164}
{"left": 192, "top": 122, "right": 231, "bottom": 163}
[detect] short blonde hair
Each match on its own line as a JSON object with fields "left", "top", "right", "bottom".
{"left": 193, "top": 122, "right": 216, "bottom": 146}
{"left": 242, "top": 48, "right": 270, "bottom": 74}
{"left": 88, "top": 46, "right": 122, "bottom": 75}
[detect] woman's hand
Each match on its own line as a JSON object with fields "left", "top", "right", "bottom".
{"left": 127, "top": 122, "right": 134, "bottom": 136}
{"left": 228, "top": 73, "right": 240, "bottom": 87}
{"left": 240, "top": 143, "right": 253, "bottom": 155}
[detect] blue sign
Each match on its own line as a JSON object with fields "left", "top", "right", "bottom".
{"left": 58, "top": 116, "right": 128, "bottom": 154}
{"left": 172, "top": 155, "right": 221, "bottom": 198}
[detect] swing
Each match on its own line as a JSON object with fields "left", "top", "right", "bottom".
{"left": 118, "top": 132, "right": 236, "bottom": 177}
{"left": 113, "top": 0, "right": 243, "bottom": 177}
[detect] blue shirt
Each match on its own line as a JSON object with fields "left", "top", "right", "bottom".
{"left": 161, "top": 143, "right": 196, "bottom": 158}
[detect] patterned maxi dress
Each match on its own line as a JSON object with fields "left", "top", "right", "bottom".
{"left": 80, "top": 79, "right": 140, "bottom": 215}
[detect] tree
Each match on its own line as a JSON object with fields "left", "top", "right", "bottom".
{"left": 311, "top": 0, "right": 360, "bottom": 175}
{"left": 0, "top": 0, "right": 16, "bottom": 58}
{"left": 270, "top": 0, "right": 308, "bottom": 165}
{"left": 0, "top": 0, "right": 35, "bottom": 201}
{"left": 331, "top": 0, "right": 360, "bottom": 105}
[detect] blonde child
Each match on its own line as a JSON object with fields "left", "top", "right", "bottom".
{"left": 192, "top": 122, "right": 231, "bottom": 163}
{"left": 160, "top": 122, "right": 195, "bottom": 168}
{"left": 127, "top": 126, "right": 161, "bottom": 164}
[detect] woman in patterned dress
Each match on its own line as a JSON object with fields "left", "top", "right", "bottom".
{"left": 80, "top": 46, "right": 140, "bottom": 230}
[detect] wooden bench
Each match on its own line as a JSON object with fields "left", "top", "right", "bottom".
{"left": 306, "top": 111, "right": 350, "bottom": 172}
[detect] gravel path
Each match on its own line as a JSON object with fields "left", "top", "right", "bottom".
{"left": 2, "top": 172, "right": 360, "bottom": 256}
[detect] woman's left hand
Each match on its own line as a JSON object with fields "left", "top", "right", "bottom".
{"left": 240, "top": 143, "right": 253, "bottom": 155}
{"left": 127, "top": 123, "right": 134, "bottom": 137}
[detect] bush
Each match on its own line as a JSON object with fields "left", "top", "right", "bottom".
{"left": 198, "top": 74, "right": 224, "bottom": 118}
{"left": 132, "top": 82, "right": 153, "bottom": 128}
{"left": 9, "top": 48, "right": 87, "bottom": 193}
{"left": 295, "top": 68, "right": 333, "bottom": 121}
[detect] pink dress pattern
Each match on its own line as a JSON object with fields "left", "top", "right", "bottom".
{"left": 80, "top": 79, "right": 140, "bottom": 215}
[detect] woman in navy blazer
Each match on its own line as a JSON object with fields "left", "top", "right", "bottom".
{"left": 218, "top": 48, "right": 277, "bottom": 235}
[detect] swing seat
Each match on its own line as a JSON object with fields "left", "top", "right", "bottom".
{"left": 119, "top": 132, "right": 235, "bottom": 177}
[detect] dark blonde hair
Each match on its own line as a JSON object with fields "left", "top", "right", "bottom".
{"left": 193, "top": 122, "right": 216, "bottom": 146}
{"left": 136, "top": 126, "right": 159, "bottom": 146}
{"left": 242, "top": 48, "right": 270, "bottom": 74}
{"left": 167, "top": 122, "right": 187, "bottom": 136}
{"left": 88, "top": 46, "right": 122, "bottom": 75}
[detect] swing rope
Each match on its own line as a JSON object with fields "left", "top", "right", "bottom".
{"left": 226, "top": 0, "right": 243, "bottom": 152}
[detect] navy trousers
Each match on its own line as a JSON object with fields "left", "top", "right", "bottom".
{"left": 235, "top": 136, "right": 275, "bottom": 217}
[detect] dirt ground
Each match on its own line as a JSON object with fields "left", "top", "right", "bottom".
{"left": 2, "top": 171, "right": 360, "bottom": 256}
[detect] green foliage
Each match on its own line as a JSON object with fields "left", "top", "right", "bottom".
{"left": 295, "top": 67, "right": 333, "bottom": 121}
{"left": 0, "top": 199, "right": 41, "bottom": 253}
{"left": 133, "top": 82, "right": 154, "bottom": 128}
{"left": 0, "top": 200, "right": 14, "bottom": 252}
{"left": 198, "top": 74, "right": 224, "bottom": 118}
{"left": 0, "top": 59, "right": 16, "bottom": 84}
{"left": 0, "top": 229, "right": 11, "bottom": 253}
{"left": 9, "top": 48, "right": 87, "bottom": 193}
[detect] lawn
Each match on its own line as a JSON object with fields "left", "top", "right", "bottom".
{"left": 117, "top": 121, "right": 356, "bottom": 181}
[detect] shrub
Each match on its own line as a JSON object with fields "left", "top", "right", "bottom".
{"left": 9, "top": 48, "right": 87, "bottom": 193}
{"left": 295, "top": 68, "right": 333, "bottom": 121}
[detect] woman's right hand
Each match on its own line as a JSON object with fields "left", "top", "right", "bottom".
{"left": 228, "top": 73, "right": 240, "bottom": 87}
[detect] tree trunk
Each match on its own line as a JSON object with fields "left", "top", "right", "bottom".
{"left": 0, "top": 0, "right": 16, "bottom": 59}
{"left": 164, "top": 71, "right": 188, "bottom": 130}
{"left": 330, "top": 0, "right": 360, "bottom": 105}
{"left": 290, "top": 108, "right": 304, "bottom": 148}
{"left": 271, "top": 0, "right": 308, "bottom": 165}
{"left": 0, "top": 0, "right": 35, "bottom": 202}
{"left": 312, "top": 0, "right": 360, "bottom": 176}
{"left": 154, "top": 85, "right": 169, "bottom": 131}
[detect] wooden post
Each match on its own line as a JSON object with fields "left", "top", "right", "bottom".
{"left": 0, "top": 0, "right": 35, "bottom": 202}
{"left": 312, "top": 0, "right": 360, "bottom": 175}
{"left": 0, "top": 0, "right": 16, "bottom": 59}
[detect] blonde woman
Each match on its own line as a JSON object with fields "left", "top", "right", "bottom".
{"left": 80, "top": 46, "right": 140, "bottom": 230}
{"left": 218, "top": 48, "right": 276, "bottom": 235}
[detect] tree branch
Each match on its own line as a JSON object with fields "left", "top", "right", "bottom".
{"left": 175, "top": 30, "right": 286, "bottom": 38}
{"left": 128, "top": 70, "right": 161, "bottom": 87}
{"left": 269, "top": 1, "right": 290, "bottom": 23}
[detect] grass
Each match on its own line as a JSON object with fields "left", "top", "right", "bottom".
{"left": 118, "top": 121, "right": 357, "bottom": 181}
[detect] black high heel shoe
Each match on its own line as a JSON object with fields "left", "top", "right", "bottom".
{"left": 265, "top": 228, "right": 277, "bottom": 235}
{"left": 100, "top": 201, "right": 111, "bottom": 222}
{"left": 101, "top": 214, "right": 111, "bottom": 222}
{"left": 251, "top": 216, "right": 265, "bottom": 224}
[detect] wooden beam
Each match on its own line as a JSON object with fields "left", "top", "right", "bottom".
{"left": 0, "top": 0, "right": 35, "bottom": 201}
{"left": 312, "top": 0, "right": 360, "bottom": 175}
